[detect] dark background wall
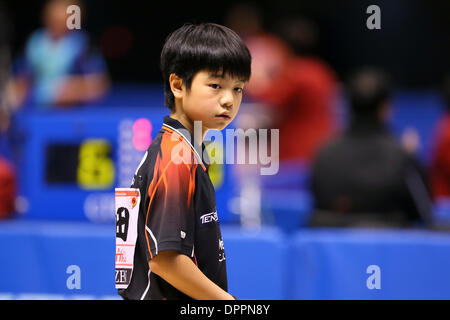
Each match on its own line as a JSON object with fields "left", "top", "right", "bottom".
{"left": 4, "top": 0, "right": 450, "bottom": 88}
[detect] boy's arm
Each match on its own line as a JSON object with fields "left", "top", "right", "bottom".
{"left": 149, "top": 250, "right": 235, "bottom": 300}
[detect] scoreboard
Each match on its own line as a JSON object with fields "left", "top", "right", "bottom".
{"left": 12, "top": 106, "right": 240, "bottom": 224}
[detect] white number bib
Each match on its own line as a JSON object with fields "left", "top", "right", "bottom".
{"left": 115, "top": 188, "right": 140, "bottom": 289}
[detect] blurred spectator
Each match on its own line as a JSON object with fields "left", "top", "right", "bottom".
{"left": 0, "top": 156, "right": 15, "bottom": 218}
{"left": 309, "top": 68, "right": 432, "bottom": 228}
{"left": 226, "top": 7, "right": 337, "bottom": 230}
{"left": 0, "top": 0, "right": 11, "bottom": 132}
{"left": 430, "top": 74, "right": 450, "bottom": 199}
{"left": 4, "top": 0, "right": 109, "bottom": 117}
{"left": 231, "top": 13, "right": 337, "bottom": 164}
{"left": 0, "top": 1, "right": 15, "bottom": 219}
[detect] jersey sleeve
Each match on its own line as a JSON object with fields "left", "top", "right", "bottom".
{"left": 143, "top": 158, "right": 197, "bottom": 261}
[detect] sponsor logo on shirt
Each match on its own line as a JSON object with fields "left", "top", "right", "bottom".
{"left": 218, "top": 238, "right": 226, "bottom": 262}
{"left": 200, "top": 211, "right": 218, "bottom": 224}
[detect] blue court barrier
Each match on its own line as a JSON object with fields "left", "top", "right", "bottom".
{"left": 290, "top": 228, "right": 450, "bottom": 300}
{"left": 1, "top": 220, "right": 450, "bottom": 300}
{"left": 222, "top": 226, "right": 287, "bottom": 300}
{"left": 0, "top": 220, "right": 116, "bottom": 299}
{"left": 0, "top": 220, "right": 285, "bottom": 299}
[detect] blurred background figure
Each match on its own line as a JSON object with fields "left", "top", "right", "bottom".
{"left": 3, "top": 0, "right": 109, "bottom": 119}
{"left": 309, "top": 67, "right": 432, "bottom": 228}
{"left": 0, "top": 1, "right": 15, "bottom": 219}
{"left": 232, "top": 13, "right": 337, "bottom": 164}
{"left": 0, "top": 156, "right": 15, "bottom": 219}
{"left": 225, "top": 4, "right": 338, "bottom": 229}
{"left": 430, "top": 74, "right": 450, "bottom": 199}
{"left": 0, "top": 0, "right": 12, "bottom": 133}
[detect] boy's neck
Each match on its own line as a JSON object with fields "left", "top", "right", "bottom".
{"left": 169, "top": 112, "right": 208, "bottom": 144}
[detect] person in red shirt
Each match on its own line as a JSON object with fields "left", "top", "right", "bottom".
{"left": 244, "top": 32, "right": 337, "bottom": 163}
{"left": 430, "top": 75, "right": 450, "bottom": 198}
{"left": 0, "top": 156, "right": 15, "bottom": 218}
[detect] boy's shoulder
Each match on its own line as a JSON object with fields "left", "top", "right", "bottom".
{"left": 143, "top": 120, "right": 206, "bottom": 176}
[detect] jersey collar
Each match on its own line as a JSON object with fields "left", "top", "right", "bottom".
{"left": 162, "top": 115, "right": 210, "bottom": 170}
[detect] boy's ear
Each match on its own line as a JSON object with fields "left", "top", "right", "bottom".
{"left": 169, "top": 73, "right": 184, "bottom": 99}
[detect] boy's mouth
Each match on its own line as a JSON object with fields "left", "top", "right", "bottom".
{"left": 216, "top": 113, "right": 231, "bottom": 120}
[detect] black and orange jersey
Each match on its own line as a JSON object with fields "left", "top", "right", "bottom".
{"left": 118, "top": 115, "right": 227, "bottom": 300}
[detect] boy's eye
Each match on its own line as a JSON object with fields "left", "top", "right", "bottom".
{"left": 209, "top": 84, "right": 220, "bottom": 89}
{"left": 234, "top": 87, "right": 243, "bottom": 93}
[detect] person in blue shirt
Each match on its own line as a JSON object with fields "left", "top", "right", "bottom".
{"left": 5, "top": 0, "right": 109, "bottom": 112}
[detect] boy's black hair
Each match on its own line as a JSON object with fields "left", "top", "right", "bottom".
{"left": 160, "top": 22, "right": 252, "bottom": 110}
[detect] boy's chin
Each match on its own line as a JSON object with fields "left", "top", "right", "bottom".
{"left": 210, "top": 123, "right": 229, "bottom": 131}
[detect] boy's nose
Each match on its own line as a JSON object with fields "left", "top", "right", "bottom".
{"left": 220, "top": 102, "right": 232, "bottom": 111}
{"left": 219, "top": 93, "right": 233, "bottom": 109}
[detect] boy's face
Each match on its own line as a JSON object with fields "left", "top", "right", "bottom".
{"left": 176, "top": 70, "right": 246, "bottom": 132}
